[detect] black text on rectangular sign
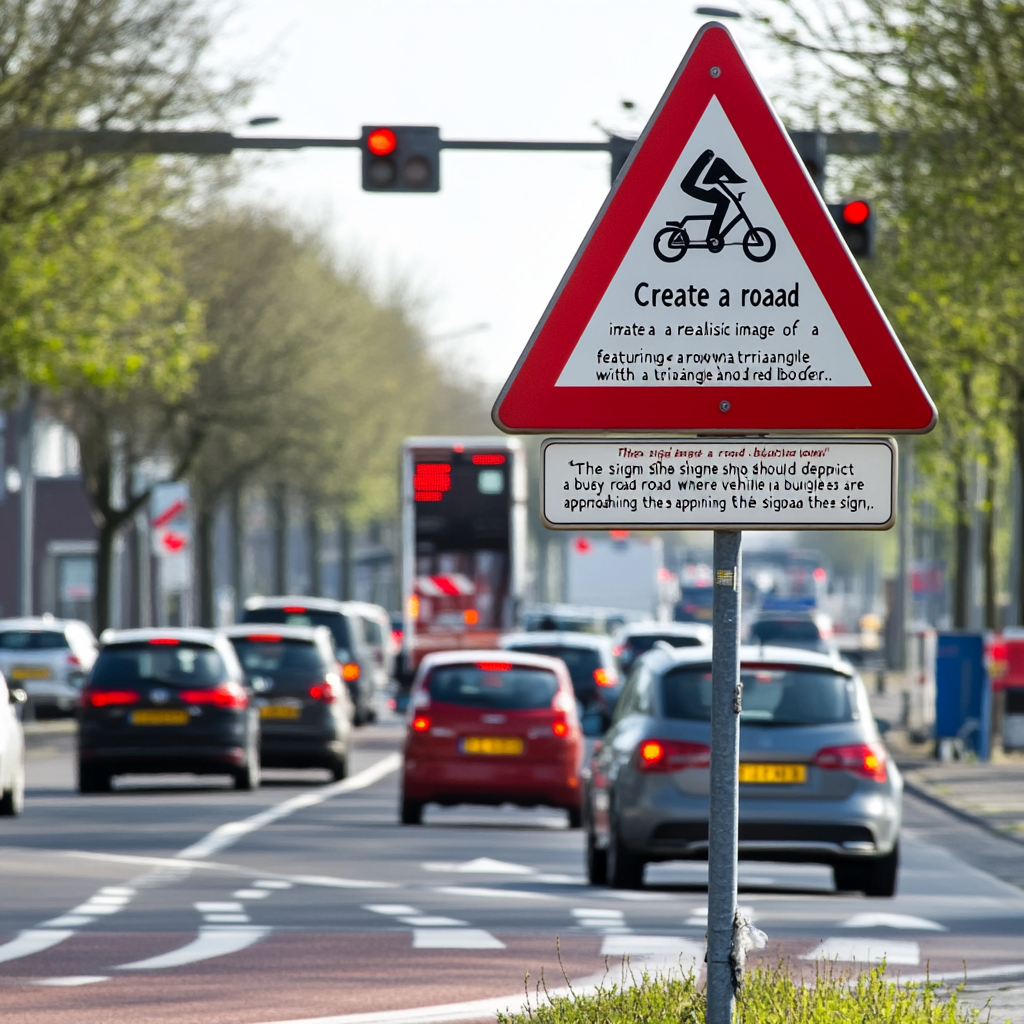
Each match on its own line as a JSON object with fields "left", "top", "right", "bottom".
{"left": 542, "top": 438, "right": 896, "bottom": 530}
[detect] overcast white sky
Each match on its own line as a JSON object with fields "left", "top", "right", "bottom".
{"left": 217, "top": 2, "right": 788, "bottom": 390}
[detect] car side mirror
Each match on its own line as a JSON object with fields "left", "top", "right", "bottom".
{"left": 875, "top": 717, "right": 891, "bottom": 735}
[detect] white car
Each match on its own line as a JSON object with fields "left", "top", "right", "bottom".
{"left": 0, "top": 617, "right": 99, "bottom": 718}
{"left": 0, "top": 672, "right": 26, "bottom": 815}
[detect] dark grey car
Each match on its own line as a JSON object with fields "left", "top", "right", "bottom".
{"left": 584, "top": 644, "right": 901, "bottom": 896}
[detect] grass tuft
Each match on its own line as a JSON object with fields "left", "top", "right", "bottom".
{"left": 497, "top": 960, "right": 986, "bottom": 1024}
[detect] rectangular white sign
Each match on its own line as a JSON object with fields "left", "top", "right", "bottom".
{"left": 542, "top": 437, "right": 896, "bottom": 530}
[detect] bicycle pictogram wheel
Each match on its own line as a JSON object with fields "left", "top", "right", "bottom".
{"left": 742, "top": 226, "right": 776, "bottom": 262}
{"left": 653, "top": 226, "right": 689, "bottom": 262}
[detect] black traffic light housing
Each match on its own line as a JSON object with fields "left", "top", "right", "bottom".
{"left": 361, "top": 126, "right": 440, "bottom": 192}
{"left": 790, "top": 129, "right": 828, "bottom": 194}
{"left": 828, "top": 200, "right": 875, "bottom": 258}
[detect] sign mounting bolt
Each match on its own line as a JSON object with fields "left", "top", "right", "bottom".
{"left": 719, "top": 400, "right": 731, "bottom": 412}
{"left": 710, "top": 66, "right": 721, "bottom": 78}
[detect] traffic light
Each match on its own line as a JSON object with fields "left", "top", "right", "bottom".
{"left": 789, "top": 129, "right": 827, "bottom": 194}
{"left": 608, "top": 135, "right": 636, "bottom": 185}
{"left": 361, "top": 126, "right": 440, "bottom": 192}
{"left": 828, "top": 199, "right": 875, "bottom": 258}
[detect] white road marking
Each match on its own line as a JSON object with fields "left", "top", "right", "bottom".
{"left": 32, "top": 975, "right": 110, "bottom": 986}
{"left": 801, "top": 937, "right": 920, "bottom": 965}
{"left": 116, "top": 926, "right": 271, "bottom": 969}
{"left": 195, "top": 902, "right": 244, "bottom": 913}
{"left": 65, "top": 851, "right": 228, "bottom": 871}
{"left": 901, "top": 963, "right": 1024, "bottom": 986}
{"left": 255, "top": 880, "right": 293, "bottom": 890}
{"left": 287, "top": 874, "right": 394, "bottom": 889}
{"left": 412, "top": 928, "right": 505, "bottom": 949}
{"left": 594, "top": 890, "right": 668, "bottom": 901}
{"left": 364, "top": 905, "right": 419, "bottom": 916}
{"left": 601, "top": 935, "right": 704, "bottom": 958}
{"left": 235, "top": 889, "right": 272, "bottom": 899}
{"left": 840, "top": 912, "right": 947, "bottom": 931}
{"left": 205, "top": 914, "right": 251, "bottom": 923}
{"left": 84, "top": 895, "right": 131, "bottom": 905}
{"left": 572, "top": 908, "right": 623, "bottom": 919}
{"left": 534, "top": 874, "right": 586, "bottom": 884}
{"left": 399, "top": 916, "right": 468, "bottom": 927}
{"left": 40, "top": 915, "right": 94, "bottom": 928}
{"left": 432, "top": 886, "right": 558, "bottom": 901}
{"left": 421, "top": 858, "right": 535, "bottom": 874}
{"left": 176, "top": 753, "right": 400, "bottom": 860}
{"left": 0, "top": 929, "right": 76, "bottom": 964}
{"left": 99, "top": 887, "right": 136, "bottom": 896}
{"left": 69, "top": 902, "right": 122, "bottom": 915}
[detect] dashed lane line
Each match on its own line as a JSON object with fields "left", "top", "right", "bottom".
{"left": 175, "top": 753, "right": 401, "bottom": 860}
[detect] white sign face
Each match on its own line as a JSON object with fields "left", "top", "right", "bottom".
{"left": 555, "top": 97, "right": 869, "bottom": 391}
{"left": 543, "top": 438, "right": 895, "bottom": 530}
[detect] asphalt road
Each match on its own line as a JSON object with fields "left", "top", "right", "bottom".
{"left": 2, "top": 721, "right": 1024, "bottom": 1024}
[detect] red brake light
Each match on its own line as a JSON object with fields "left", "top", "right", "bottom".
{"left": 179, "top": 683, "right": 248, "bottom": 709}
{"left": 367, "top": 127, "right": 397, "bottom": 156}
{"left": 842, "top": 200, "right": 870, "bottom": 225}
{"left": 552, "top": 721, "right": 569, "bottom": 737}
{"left": 309, "top": 682, "right": 336, "bottom": 703}
{"left": 412, "top": 715, "right": 430, "bottom": 732}
{"left": 247, "top": 633, "right": 282, "bottom": 642}
{"left": 85, "top": 689, "right": 140, "bottom": 708}
{"left": 637, "top": 739, "right": 711, "bottom": 772}
{"left": 477, "top": 662, "right": 511, "bottom": 671}
{"left": 471, "top": 454, "right": 506, "bottom": 465}
{"left": 814, "top": 742, "right": 887, "bottom": 782}
{"left": 148, "top": 638, "right": 179, "bottom": 645}
{"left": 341, "top": 663, "right": 360, "bottom": 682}
{"left": 593, "top": 667, "right": 617, "bottom": 687}
{"left": 67, "top": 654, "right": 81, "bottom": 667}
{"left": 283, "top": 606, "right": 306, "bottom": 613}
{"left": 391, "top": 629, "right": 403, "bottom": 646}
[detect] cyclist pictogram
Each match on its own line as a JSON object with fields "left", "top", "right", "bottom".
{"left": 653, "top": 148, "right": 776, "bottom": 263}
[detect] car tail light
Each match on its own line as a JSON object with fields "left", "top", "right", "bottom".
{"left": 83, "top": 689, "right": 140, "bottom": 708}
{"left": 179, "top": 682, "right": 249, "bottom": 709}
{"left": 341, "top": 663, "right": 360, "bottom": 682}
{"left": 813, "top": 742, "right": 888, "bottom": 782}
{"left": 636, "top": 738, "right": 711, "bottom": 772}
{"left": 552, "top": 720, "right": 569, "bottom": 737}
{"left": 477, "top": 661, "right": 511, "bottom": 671}
{"left": 391, "top": 629, "right": 403, "bottom": 647}
{"left": 593, "top": 667, "right": 617, "bottom": 687}
{"left": 309, "top": 681, "right": 336, "bottom": 703}
{"left": 67, "top": 654, "right": 82, "bottom": 667}
{"left": 148, "top": 638, "right": 179, "bottom": 645}
{"left": 247, "top": 633, "right": 282, "bottom": 642}
{"left": 411, "top": 715, "right": 430, "bottom": 732}
{"left": 283, "top": 606, "right": 306, "bottom": 613}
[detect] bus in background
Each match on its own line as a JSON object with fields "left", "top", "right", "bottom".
{"left": 400, "top": 438, "right": 526, "bottom": 687}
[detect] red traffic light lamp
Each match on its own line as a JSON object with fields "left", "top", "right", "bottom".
{"left": 366, "top": 128, "right": 397, "bottom": 157}
{"left": 828, "top": 199, "right": 874, "bottom": 258}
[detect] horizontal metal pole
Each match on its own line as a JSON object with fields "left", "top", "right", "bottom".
{"left": 14, "top": 127, "right": 888, "bottom": 158}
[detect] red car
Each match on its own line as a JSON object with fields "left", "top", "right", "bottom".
{"left": 400, "top": 650, "right": 583, "bottom": 827}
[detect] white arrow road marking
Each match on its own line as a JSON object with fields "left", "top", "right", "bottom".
{"left": 600, "top": 935, "right": 704, "bottom": 959}
{"left": 32, "top": 975, "right": 111, "bottom": 986}
{"left": 412, "top": 929, "right": 505, "bottom": 949}
{"left": 801, "top": 937, "right": 920, "bottom": 965}
{"left": 0, "top": 929, "right": 76, "bottom": 964}
{"left": 840, "top": 913, "right": 947, "bottom": 931}
{"left": 421, "top": 858, "right": 536, "bottom": 874}
{"left": 116, "top": 926, "right": 271, "bottom": 970}
{"left": 176, "top": 753, "right": 400, "bottom": 860}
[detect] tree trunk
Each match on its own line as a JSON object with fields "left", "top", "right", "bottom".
{"left": 230, "top": 486, "right": 244, "bottom": 618}
{"left": 196, "top": 495, "right": 215, "bottom": 627}
{"left": 953, "top": 459, "right": 971, "bottom": 629}
{"left": 273, "top": 483, "right": 288, "bottom": 594}
{"left": 1016, "top": 403, "right": 1024, "bottom": 625}
{"left": 983, "top": 450, "right": 998, "bottom": 631}
{"left": 308, "top": 504, "right": 322, "bottom": 597}
{"left": 339, "top": 512, "right": 353, "bottom": 600}
{"left": 95, "top": 518, "right": 116, "bottom": 633}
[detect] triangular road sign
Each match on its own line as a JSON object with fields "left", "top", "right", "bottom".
{"left": 493, "top": 24, "right": 936, "bottom": 435}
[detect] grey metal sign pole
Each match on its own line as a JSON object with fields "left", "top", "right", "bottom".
{"left": 707, "top": 528, "right": 742, "bottom": 1024}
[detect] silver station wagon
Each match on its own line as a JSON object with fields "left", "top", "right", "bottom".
{"left": 583, "top": 644, "right": 901, "bottom": 896}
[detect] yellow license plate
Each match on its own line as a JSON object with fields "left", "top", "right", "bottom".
{"left": 461, "top": 736, "right": 524, "bottom": 756}
{"left": 739, "top": 763, "right": 806, "bottom": 784}
{"left": 131, "top": 709, "right": 189, "bottom": 726}
{"left": 11, "top": 666, "right": 52, "bottom": 680}
{"left": 260, "top": 705, "right": 301, "bottom": 719}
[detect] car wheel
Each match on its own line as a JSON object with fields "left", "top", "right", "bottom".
{"left": 586, "top": 826, "right": 607, "bottom": 885}
{"left": 863, "top": 842, "right": 899, "bottom": 898}
{"left": 78, "top": 763, "right": 112, "bottom": 794}
{"left": 0, "top": 759, "right": 25, "bottom": 816}
{"left": 401, "top": 798, "right": 423, "bottom": 825}
{"left": 233, "top": 749, "right": 261, "bottom": 791}
{"left": 329, "top": 754, "right": 348, "bottom": 782}
{"left": 567, "top": 805, "right": 583, "bottom": 829}
{"left": 607, "top": 817, "right": 645, "bottom": 889}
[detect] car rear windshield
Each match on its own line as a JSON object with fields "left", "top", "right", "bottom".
{"left": 230, "top": 638, "right": 325, "bottom": 675}
{"left": 626, "top": 634, "right": 705, "bottom": 655}
{"left": 92, "top": 643, "right": 226, "bottom": 688}
{"left": 506, "top": 645, "right": 602, "bottom": 693}
{"left": 522, "top": 613, "right": 604, "bottom": 634}
{"left": 243, "top": 608, "right": 351, "bottom": 653}
{"left": 750, "top": 619, "right": 821, "bottom": 644}
{"left": 662, "top": 666, "right": 855, "bottom": 725}
{"left": 427, "top": 664, "right": 559, "bottom": 710}
{"left": 0, "top": 630, "right": 70, "bottom": 651}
